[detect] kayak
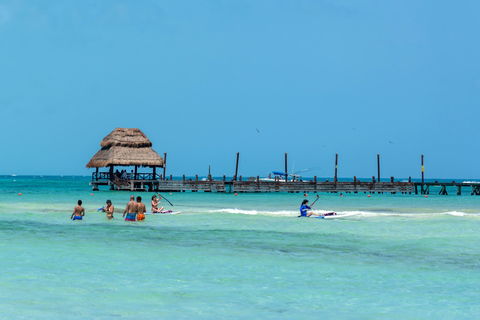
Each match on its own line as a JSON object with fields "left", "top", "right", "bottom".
{"left": 145, "top": 210, "right": 181, "bottom": 215}
{"left": 315, "top": 213, "right": 359, "bottom": 219}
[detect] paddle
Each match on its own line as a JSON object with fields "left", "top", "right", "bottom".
{"left": 157, "top": 192, "right": 173, "bottom": 206}
{"left": 310, "top": 195, "right": 320, "bottom": 206}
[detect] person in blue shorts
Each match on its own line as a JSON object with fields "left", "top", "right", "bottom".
{"left": 71, "top": 200, "right": 85, "bottom": 221}
{"left": 123, "top": 195, "right": 137, "bottom": 221}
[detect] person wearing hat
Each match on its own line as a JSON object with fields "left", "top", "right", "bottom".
{"left": 105, "top": 199, "right": 114, "bottom": 219}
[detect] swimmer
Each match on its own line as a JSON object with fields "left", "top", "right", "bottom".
{"left": 71, "top": 200, "right": 85, "bottom": 221}
{"left": 151, "top": 195, "right": 164, "bottom": 213}
{"left": 123, "top": 195, "right": 137, "bottom": 221}
{"left": 136, "top": 196, "right": 146, "bottom": 221}
{"left": 104, "top": 199, "right": 114, "bottom": 219}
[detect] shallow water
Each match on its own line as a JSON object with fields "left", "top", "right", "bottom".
{"left": 1, "top": 176, "right": 480, "bottom": 318}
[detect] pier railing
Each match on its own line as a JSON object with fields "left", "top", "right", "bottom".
{"left": 89, "top": 174, "right": 479, "bottom": 195}
{"left": 151, "top": 180, "right": 415, "bottom": 194}
{"left": 92, "top": 172, "right": 162, "bottom": 181}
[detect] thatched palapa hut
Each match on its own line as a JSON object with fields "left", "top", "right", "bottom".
{"left": 87, "top": 128, "right": 164, "bottom": 190}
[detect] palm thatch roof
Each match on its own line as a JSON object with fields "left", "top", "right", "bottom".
{"left": 86, "top": 128, "right": 164, "bottom": 168}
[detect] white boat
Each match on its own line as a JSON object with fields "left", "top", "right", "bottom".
{"left": 259, "top": 171, "right": 302, "bottom": 182}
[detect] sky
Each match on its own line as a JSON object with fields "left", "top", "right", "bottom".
{"left": 0, "top": 0, "right": 479, "bottom": 179}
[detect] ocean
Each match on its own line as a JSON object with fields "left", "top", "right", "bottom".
{"left": 1, "top": 175, "right": 480, "bottom": 319}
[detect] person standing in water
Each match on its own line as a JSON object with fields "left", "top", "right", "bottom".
{"left": 299, "top": 199, "right": 336, "bottom": 217}
{"left": 151, "top": 195, "right": 164, "bottom": 213}
{"left": 123, "top": 195, "right": 137, "bottom": 221}
{"left": 71, "top": 200, "right": 85, "bottom": 221}
{"left": 104, "top": 199, "right": 114, "bottom": 219}
{"left": 136, "top": 196, "right": 146, "bottom": 221}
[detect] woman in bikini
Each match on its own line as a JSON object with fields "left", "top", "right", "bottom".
{"left": 105, "top": 199, "right": 114, "bottom": 219}
{"left": 151, "top": 195, "right": 164, "bottom": 213}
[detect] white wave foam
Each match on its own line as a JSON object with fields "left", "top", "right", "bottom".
{"left": 209, "top": 208, "right": 294, "bottom": 216}
{"left": 210, "top": 208, "right": 369, "bottom": 217}
{"left": 443, "top": 211, "right": 465, "bottom": 216}
{"left": 208, "top": 208, "right": 480, "bottom": 218}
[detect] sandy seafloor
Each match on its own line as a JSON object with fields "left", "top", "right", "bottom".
{"left": 1, "top": 175, "right": 480, "bottom": 319}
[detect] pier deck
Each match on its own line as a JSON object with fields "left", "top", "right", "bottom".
{"left": 157, "top": 180, "right": 415, "bottom": 194}
{"left": 90, "top": 177, "right": 414, "bottom": 194}
{"left": 90, "top": 174, "right": 480, "bottom": 195}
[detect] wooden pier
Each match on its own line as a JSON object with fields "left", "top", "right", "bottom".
{"left": 91, "top": 173, "right": 415, "bottom": 194}
{"left": 90, "top": 173, "right": 480, "bottom": 195}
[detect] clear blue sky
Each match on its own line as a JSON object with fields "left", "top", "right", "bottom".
{"left": 1, "top": 0, "right": 479, "bottom": 179}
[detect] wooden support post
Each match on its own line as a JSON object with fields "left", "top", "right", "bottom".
{"left": 109, "top": 165, "right": 113, "bottom": 180}
{"left": 391, "top": 176, "right": 394, "bottom": 183}
{"left": 134, "top": 166, "right": 138, "bottom": 180}
{"left": 334, "top": 153, "right": 338, "bottom": 183}
{"left": 472, "top": 186, "right": 480, "bottom": 195}
{"left": 234, "top": 152, "right": 239, "bottom": 181}
{"left": 285, "top": 152, "right": 288, "bottom": 182}
{"left": 377, "top": 154, "right": 380, "bottom": 182}
{"left": 153, "top": 167, "right": 156, "bottom": 180}
{"left": 96, "top": 167, "right": 99, "bottom": 181}
{"left": 421, "top": 154, "right": 424, "bottom": 183}
{"left": 163, "top": 153, "right": 167, "bottom": 181}
{"left": 439, "top": 185, "right": 448, "bottom": 195}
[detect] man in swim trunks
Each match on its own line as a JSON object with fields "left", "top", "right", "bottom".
{"left": 136, "top": 196, "right": 146, "bottom": 221}
{"left": 104, "top": 199, "right": 114, "bottom": 219}
{"left": 71, "top": 200, "right": 85, "bottom": 221}
{"left": 123, "top": 195, "right": 137, "bottom": 221}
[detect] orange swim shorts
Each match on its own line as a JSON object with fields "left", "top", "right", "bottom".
{"left": 137, "top": 213, "right": 145, "bottom": 221}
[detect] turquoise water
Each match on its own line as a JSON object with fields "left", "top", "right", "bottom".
{"left": 1, "top": 176, "right": 480, "bottom": 318}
